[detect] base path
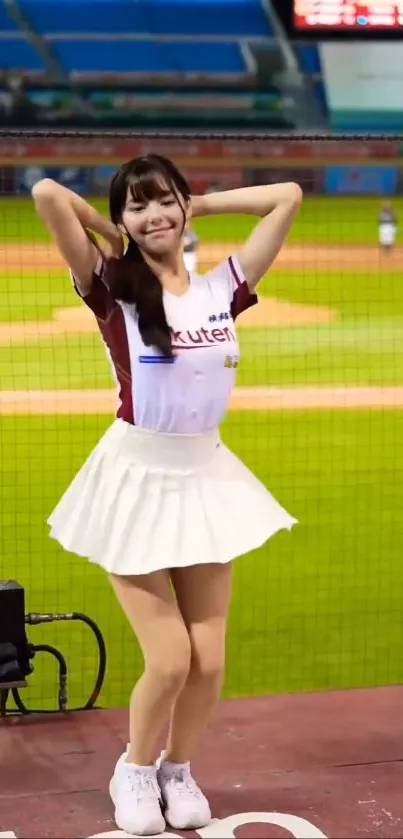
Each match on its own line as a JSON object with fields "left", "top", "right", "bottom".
{"left": 1, "top": 241, "right": 403, "bottom": 272}
{"left": 2, "top": 386, "right": 403, "bottom": 414}
{"left": 199, "top": 242, "right": 403, "bottom": 271}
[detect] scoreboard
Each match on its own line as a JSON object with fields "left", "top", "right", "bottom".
{"left": 294, "top": 1, "right": 403, "bottom": 30}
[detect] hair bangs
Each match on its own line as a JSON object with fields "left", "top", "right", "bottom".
{"left": 109, "top": 154, "right": 190, "bottom": 223}
{"left": 127, "top": 170, "right": 176, "bottom": 206}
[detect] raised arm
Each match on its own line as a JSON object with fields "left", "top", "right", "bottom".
{"left": 32, "top": 179, "right": 123, "bottom": 295}
{"left": 191, "top": 183, "right": 302, "bottom": 291}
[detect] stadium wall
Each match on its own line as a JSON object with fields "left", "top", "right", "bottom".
{"left": 319, "top": 43, "right": 403, "bottom": 132}
{"left": 1, "top": 136, "right": 403, "bottom": 197}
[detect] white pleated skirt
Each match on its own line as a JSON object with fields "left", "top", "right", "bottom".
{"left": 48, "top": 419, "right": 298, "bottom": 575}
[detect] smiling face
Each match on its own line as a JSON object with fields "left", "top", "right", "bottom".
{"left": 109, "top": 155, "right": 191, "bottom": 261}
{"left": 122, "top": 178, "right": 188, "bottom": 258}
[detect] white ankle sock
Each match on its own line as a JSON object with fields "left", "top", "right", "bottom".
{"left": 124, "top": 762, "right": 157, "bottom": 771}
{"left": 160, "top": 759, "right": 189, "bottom": 774}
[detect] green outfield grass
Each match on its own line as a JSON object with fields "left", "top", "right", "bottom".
{"left": 2, "top": 411, "right": 403, "bottom": 710}
{"left": 2, "top": 318, "right": 403, "bottom": 390}
{"left": 1, "top": 193, "right": 403, "bottom": 710}
{"left": 0, "top": 269, "right": 70, "bottom": 323}
{"left": 0, "top": 194, "right": 403, "bottom": 245}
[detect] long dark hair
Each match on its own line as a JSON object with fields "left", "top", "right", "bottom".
{"left": 104, "top": 154, "right": 190, "bottom": 358}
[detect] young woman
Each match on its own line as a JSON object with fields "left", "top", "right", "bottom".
{"left": 32, "top": 155, "right": 302, "bottom": 837}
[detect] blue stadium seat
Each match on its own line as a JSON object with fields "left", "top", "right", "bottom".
{"left": 297, "top": 44, "right": 321, "bottom": 74}
{"left": 0, "top": 36, "right": 45, "bottom": 69}
{"left": 297, "top": 43, "right": 327, "bottom": 119}
{"left": 0, "top": 1, "right": 18, "bottom": 30}
{"left": 52, "top": 39, "right": 246, "bottom": 74}
{"left": 20, "top": 0, "right": 273, "bottom": 37}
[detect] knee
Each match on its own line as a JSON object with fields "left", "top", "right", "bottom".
{"left": 146, "top": 636, "right": 191, "bottom": 695}
{"left": 189, "top": 636, "right": 226, "bottom": 684}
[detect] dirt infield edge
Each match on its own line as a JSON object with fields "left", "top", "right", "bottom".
{"left": 2, "top": 241, "right": 403, "bottom": 271}
{"left": 2, "top": 386, "right": 403, "bottom": 414}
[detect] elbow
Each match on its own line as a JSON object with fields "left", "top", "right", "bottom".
{"left": 261, "top": 182, "right": 303, "bottom": 217}
{"left": 31, "top": 179, "right": 64, "bottom": 218}
{"left": 284, "top": 182, "right": 303, "bottom": 210}
{"left": 31, "top": 178, "right": 59, "bottom": 203}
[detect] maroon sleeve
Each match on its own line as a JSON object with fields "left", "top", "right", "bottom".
{"left": 228, "top": 256, "right": 258, "bottom": 321}
{"left": 71, "top": 259, "right": 117, "bottom": 323}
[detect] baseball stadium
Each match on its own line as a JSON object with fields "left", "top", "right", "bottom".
{"left": 1, "top": 2, "right": 403, "bottom": 838}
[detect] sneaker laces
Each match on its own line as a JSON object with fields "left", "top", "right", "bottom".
{"left": 126, "top": 770, "right": 161, "bottom": 801}
{"left": 165, "top": 768, "right": 203, "bottom": 799}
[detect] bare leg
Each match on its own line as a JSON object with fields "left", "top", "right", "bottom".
{"left": 165, "top": 562, "right": 233, "bottom": 762}
{"left": 109, "top": 570, "right": 191, "bottom": 766}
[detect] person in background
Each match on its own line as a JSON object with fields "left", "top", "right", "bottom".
{"left": 183, "top": 225, "right": 199, "bottom": 273}
{"left": 378, "top": 201, "right": 398, "bottom": 253}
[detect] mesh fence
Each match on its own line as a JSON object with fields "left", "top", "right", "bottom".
{"left": 1, "top": 130, "right": 403, "bottom": 712}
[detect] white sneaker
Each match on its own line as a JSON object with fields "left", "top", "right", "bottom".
{"left": 157, "top": 757, "right": 211, "bottom": 830}
{"left": 109, "top": 746, "right": 166, "bottom": 836}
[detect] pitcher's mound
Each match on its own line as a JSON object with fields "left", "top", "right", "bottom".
{"left": 238, "top": 297, "right": 337, "bottom": 327}
{"left": 0, "top": 296, "right": 338, "bottom": 345}
{"left": 57, "top": 298, "right": 338, "bottom": 330}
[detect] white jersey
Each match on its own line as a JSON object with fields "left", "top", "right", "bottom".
{"left": 73, "top": 254, "right": 257, "bottom": 433}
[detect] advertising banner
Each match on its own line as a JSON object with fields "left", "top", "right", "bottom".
{"left": 15, "top": 164, "right": 89, "bottom": 195}
{"left": 0, "top": 137, "right": 399, "bottom": 167}
{"left": 90, "top": 164, "right": 118, "bottom": 195}
{"left": 325, "top": 165, "right": 398, "bottom": 195}
{"left": 180, "top": 166, "right": 245, "bottom": 193}
{"left": 246, "top": 166, "right": 325, "bottom": 194}
{"left": 90, "top": 164, "right": 244, "bottom": 196}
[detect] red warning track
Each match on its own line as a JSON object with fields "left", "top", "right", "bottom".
{"left": 2, "top": 686, "right": 403, "bottom": 838}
